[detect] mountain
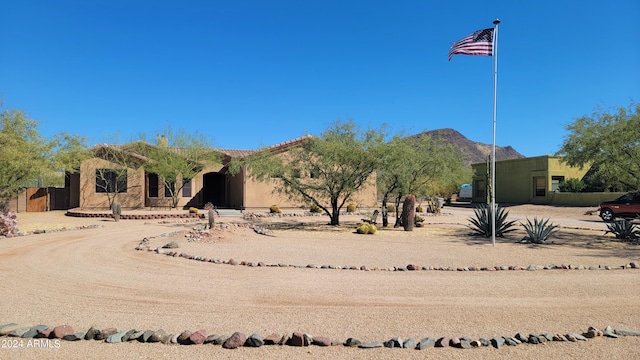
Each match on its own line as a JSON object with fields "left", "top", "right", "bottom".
{"left": 408, "top": 128, "right": 524, "bottom": 167}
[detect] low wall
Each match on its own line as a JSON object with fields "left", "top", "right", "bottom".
{"left": 547, "top": 192, "right": 627, "bottom": 207}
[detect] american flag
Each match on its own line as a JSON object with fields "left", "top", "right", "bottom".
{"left": 448, "top": 28, "right": 494, "bottom": 61}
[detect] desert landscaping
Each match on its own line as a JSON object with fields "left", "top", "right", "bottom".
{"left": 1, "top": 204, "right": 639, "bottom": 359}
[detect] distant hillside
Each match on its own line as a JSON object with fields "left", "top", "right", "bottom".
{"left": 409, "top": 128, "right": 524, "bottom": 167}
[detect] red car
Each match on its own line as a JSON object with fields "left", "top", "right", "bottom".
{"left": 598, "top": 193, "right": 640, "bottom": 221}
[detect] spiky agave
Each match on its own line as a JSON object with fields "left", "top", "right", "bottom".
{"left": 521, "top": 217, "right": 559, "bottom": 243}
{"left": 466, "top": 203, "right": 518, "bottom": 238}
{"left": 605, "top": 219, "right": 640, "bottom": 242}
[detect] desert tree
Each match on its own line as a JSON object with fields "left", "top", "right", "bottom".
{"left": 231, "top": 120, "right": 386, "bottom": 225}
{"left": 0, "top": 106, "right": 89, "bottom": 209}
{"left": 557, "top": 102, "right": 640, "bottom": 192}
{"left": 377, "top": 134, "right": 469, "bottom": 227}
{"left": 91, "top": 144, "right": 145, "bottom": 209}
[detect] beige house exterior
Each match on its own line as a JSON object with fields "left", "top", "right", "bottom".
{"left": 70, "top": 136, "right": 378, "bottom": 211}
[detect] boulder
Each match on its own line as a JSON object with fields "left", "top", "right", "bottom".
{"left": 416, "top": 337, "right": 436, "bottom": 350}
{"left": 190, "top": 329, "right": 207, "bottom": 345}
{"left": 222, "top": 332, "right": 246, "bottom": 349}
{"left": 264, "top": 333, "right": 283, "bottom": 345}
{"left": 244, "top": 333, "right": 264, "bottom": 347}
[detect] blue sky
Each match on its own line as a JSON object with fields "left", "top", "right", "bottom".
{"left": 2, "top": 0, "right": 639, "bottom": 157}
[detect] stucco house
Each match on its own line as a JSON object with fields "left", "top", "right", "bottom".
{"left": 68, "top": 136, "right": 377, "bottom": 211}
{"left": 470, "top": 155, "right": 591, "bottom": 205}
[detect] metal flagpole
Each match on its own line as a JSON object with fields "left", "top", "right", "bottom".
{"left": 491, "top": 19, "right": 500, "bottom": 247}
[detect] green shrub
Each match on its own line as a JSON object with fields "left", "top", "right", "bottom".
{"left": 521, "top": 217, "right": 559, "bottom": 243}
{"left": 189, "top": 207, "right": 198, "bottom": 214}
{"left": 270, "top": 205, "right": 282, "bottom": 214}
{"left": 386, "top": 204, "right": 395, "bottom": 213}
{"left": 467, "top": 204, "right": 517, "bottom": 238}
{"left": 605, "top": 219, "right": 640, "bottom": 242}
{"left": 346, "top": 204, "right": 356, "bottom": 213}
{"left": 309, "top": 204, "right": 321, "bottom": 213}
{"left": 416, "top": 205, "right": 423, "bottom": 213}
{"left": 558, "top": 178, "right": 585, "bottom": 193}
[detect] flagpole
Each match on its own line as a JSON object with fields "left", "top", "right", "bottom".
{"left": 491, "top": 18, "right": 500, "bottom": 247}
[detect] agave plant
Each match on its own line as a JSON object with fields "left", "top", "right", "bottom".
{"left": 466, "top": 204, "right": 517, "bottom": 238}
{"left": 605, "top": 219, "right": 640, "bottom": 242}
{"left": 521, "top": 217, "right": 559, "bottom": 244}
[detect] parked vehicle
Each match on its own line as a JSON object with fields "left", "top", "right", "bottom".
{"left": 458, "top": 184, "right": 472, "bottom": 200}
{"left": 598, "top": 193, "right": 640, "bottom": 221}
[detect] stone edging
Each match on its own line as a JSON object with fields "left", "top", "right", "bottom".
{"left": 0, "top": 323, "right": 638, "bottom": 350}
{"left": 65, "top": 209, "right": 200, "bottom": 220}
{"left": 136, "top": 228, "right": 640, "bottom": 272}
{"left": 2, "top": 224, "right": 103, "bottom": 238}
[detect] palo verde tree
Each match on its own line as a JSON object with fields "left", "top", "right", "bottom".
{"left": 557, "top": 102, "right": 640, "bottom": 192}
{"left": 232, "top": 120, "right": 386, "bottom": 225}
{"left": 92, "top": 144, "right": 145, "bottom": 209}
{"left": 131, "top": 128, "right": 221, "bottom": 209}
{"left": 377, "top": 134, "right": 469, "bottom": 227}
{"left": 0, "top": 106, "right": 89, "bottom": 209}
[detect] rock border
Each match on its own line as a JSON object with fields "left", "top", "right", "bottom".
{"left": 136, "top": 229, "right": 640, "bottom": 271}
{"left": 0, "top": 323, "right": 638, "bottom": 351}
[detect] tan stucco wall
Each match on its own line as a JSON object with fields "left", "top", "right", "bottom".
{"left": 242, "top": 171, "right": 378, "bottom": 210}
{"left": 79, "top": 158, "right": 145, "bottom": 209}
{"left": 472, "top": 156, "right": 590, "bottom": 205}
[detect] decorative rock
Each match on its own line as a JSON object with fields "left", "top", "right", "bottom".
{"left": 515, "top": 333, "right": 528, "bottom": 343}
{"left": 435, "top": 337, "right": 450, "bottom": 347}
{"left": 212, "top": 334, "right": 230, "bottom": 345}
{"left": 416, "top": 337, "right": 436, "bottom": 350}
{"left": 491, "top": 336, "right": 505, "bottom": 349}
{"left": 344, "top": 337, "right": 361, "bottom": 347}
{"left": 170, "top": 334, "right": 179, "bottom": 344}
{"left": 288, "top": 332, "right": 306, "bottom": 346}
{"left": 8, "top": 327, "right": 31, "bottom": 337}
{"left": 383, "top": 339, "right": 394, "bottom": 348}
{"left": 479, "top": 338, "right": 491, "bottom": 347}
{"left": 264, "top": 333, "right": 283, "bottom": 345}
{"left": 603, "top": 326, "right": 618, "bottom": 338}
{"left": 245, "top": 333, "right": 264, "bottom": 347}
{"left": 51, "top": 325, "right": 74, "bottom": 339}
{"left": 35, "top": 329, "right": 52, "bottom": 338}
{"left": 190, "top": 329, "right": 208, "bottom": 345}
{"left": 222, "top": 332, "right": 246, "bottom": 349}
{"left": 629, "top": 261, "right": 639, "bottom": 268}
{"left": 106, "top": 330, "right": 129, "bottom": 343}
{"left": 359, "top": 341, "right": 383, "bottom": 348}
{"left": 162, "top": 241, "right": 180, "bottom": 249}
{"left": 177, "top": 330, "right": 193, "bottom": 345}
{"left": 504, "top": 337, "right": 518, "bottom": 346}
{"left": 62, "top": 332, "right": 85, "bottom": 341}
{"left": 553, "top": 334, "right": 567, "bottom": 341}
{"left": 614, "top": 328, "right": 640, "bottom": 336}
{"left": 149, "top": 329, "right": 166, "bottom": 343}
{"left": 22, "top": 325, "right": 48, "bottom": 338}
{"left": 449, "top": 337, "right": 461, "bottom": 347}
{"left": 470, "top": 340, "right": 483, "bottom": 347}
{"left": 0, "top": 323, "right": 19, "bottom": 335}
{"left": 403, "top": 338, "right": 417, "bottom": 349}
{"left": 541, "top": 333, "right": 554, "bottom": 341}
{"left": 528, "top": 334, "right": 540, "bottom": 344}
{"left": 85, "top": 327, "right": 100, "bottom": 340}
{"left": 312, "top": 336, "right": 331, "bottom": 346}
{"left": 565, "top": 333, "right": 577, "bottom": 342}
{"left": 526, "top": 264, "right": 537, "bottom": 271}
{"left": 584, "top": 327, "right": 599, "bottom": 338}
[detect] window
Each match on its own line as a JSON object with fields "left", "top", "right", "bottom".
{"left": 182, "top": 179, "right": 192, "bottom": 197}
{"left": 96, "top": 169, "right": 127, "bottom": 193}
{"left": 148, "top": 173, "right": 159, "bottom": 197}
{"left": 534, "top": 176, "right": 546, "bottom": 197}
{"left": 551, "top": 176, "right": 564, "bottom": 192}
{"left": 165, "top": 181, "right": 175, "bottom": 197}
{"left": 474, "top": 179, "right": 486, "bottom": 199}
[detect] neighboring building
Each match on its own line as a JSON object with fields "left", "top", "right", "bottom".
{"left": 69, "top": 136, "right": 377, "bottom": 210}
{"left": 470, "top": 156, "right": 590, "bottom": 205}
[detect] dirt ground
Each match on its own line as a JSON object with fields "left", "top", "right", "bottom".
{"left": 1, "top": 204, "right": 639, "bottom": 359}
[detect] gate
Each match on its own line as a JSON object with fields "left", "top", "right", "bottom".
{"left": 26, "top": 188, "right": 47, "bottom": 212}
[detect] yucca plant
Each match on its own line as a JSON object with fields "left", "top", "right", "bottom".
{"left": 467, "top": 203, "right": 517, "bottom": 238}
{"left": 605, "top": 219, "right": 640, "bottom": 242}
{"left": 521, "top": 217, "right": 559, "bottom": 243}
